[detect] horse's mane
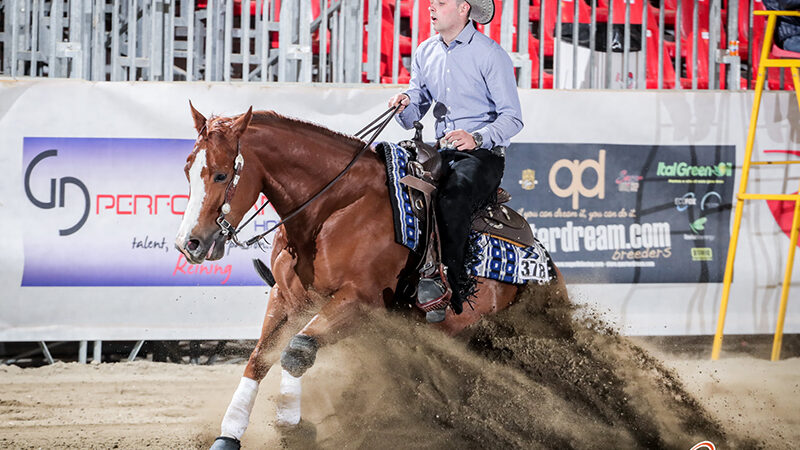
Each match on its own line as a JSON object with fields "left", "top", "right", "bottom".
{"left": 209, "top": 110, "right": 366, "bottom": 148}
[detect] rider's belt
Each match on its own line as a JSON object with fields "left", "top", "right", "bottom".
{"left": 488, "top": 146, "right": 506, "bottom": 158}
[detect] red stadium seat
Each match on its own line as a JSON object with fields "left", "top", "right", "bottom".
{"left": 596, "top": 0, "right": 643, "bottom": 25}
{"left": 749, "top": 1, "right": 787, "bottom": 89}
{"left": 529, "top": 35, "right": 555, "bottom": 87}
{"left": 644, "top": 17, "right": 678, "bottom": 88}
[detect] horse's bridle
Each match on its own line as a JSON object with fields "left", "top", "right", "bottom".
{"left": 209, "top": 106, "right": 399, "bottom": 249}
{"left": 215, "top": 139, "right": 246, "bottom": 245}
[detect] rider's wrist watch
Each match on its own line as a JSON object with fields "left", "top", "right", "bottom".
{"left": 471, "top": 131, "right": 484, "bottom": 149}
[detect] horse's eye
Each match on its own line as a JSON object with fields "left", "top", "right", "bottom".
{"left": 214, "top": 173, "right": 228, "bottom": 183}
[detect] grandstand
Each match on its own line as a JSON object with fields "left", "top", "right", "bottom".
{"left": 1, "top": 0, "right": 794, "bottom": 89}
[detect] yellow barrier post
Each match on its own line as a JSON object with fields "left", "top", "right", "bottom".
{"left": 712, "top": 11, "right": 800, "bottom": 361}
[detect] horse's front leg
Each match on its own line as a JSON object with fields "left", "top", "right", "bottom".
{"left": 211, "top": 286, "right": 289, "bottom": 450}
{"left": 275, "top": 286, "right": 376, "bottom": 425}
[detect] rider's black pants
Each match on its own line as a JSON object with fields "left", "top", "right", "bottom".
{"left": 435, "top": 148, "right": 505, "bottom": 314}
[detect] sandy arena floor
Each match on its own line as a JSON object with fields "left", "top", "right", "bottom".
{"left": 1, "top": 356, "right": 798, "bottom": 449}
{"left": 1, "top": 291, "right": 799, "bottom": 449}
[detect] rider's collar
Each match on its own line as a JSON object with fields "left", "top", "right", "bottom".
{"left": 440, "top": 21, "right": 478, "bottom": 47}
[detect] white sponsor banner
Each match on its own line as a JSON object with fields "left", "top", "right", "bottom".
{"left": 0, "top": 79, "right": 798, "bottom": 340}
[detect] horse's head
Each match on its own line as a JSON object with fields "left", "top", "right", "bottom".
{"left": 175, "top": 102, "right": 253, "bottom": 264}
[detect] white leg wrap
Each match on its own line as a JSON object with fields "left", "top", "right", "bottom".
{"left": 220, "top": 377, "right": 259, "bottom": 440}
{"left": 275, "top": 369, "right": 302, "bottom": 426}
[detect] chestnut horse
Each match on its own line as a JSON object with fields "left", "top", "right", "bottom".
{"left": 174, "top": 104, "right": 564, "bottom": 449}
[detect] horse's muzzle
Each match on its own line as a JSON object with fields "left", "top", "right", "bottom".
{"left": 176, "top": 231, "right": 225, "bottom": 264}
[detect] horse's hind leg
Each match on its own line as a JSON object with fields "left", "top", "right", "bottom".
{"left": 211, "top": 286, "right": 289, "bottom": 450}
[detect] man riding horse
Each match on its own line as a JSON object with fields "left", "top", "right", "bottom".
{"left": 388, "top": 0, "right": 523, "bottom": 322}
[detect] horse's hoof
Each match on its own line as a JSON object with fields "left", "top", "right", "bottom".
{"left": 277, "top": 419, "right": 318, "bottom": 447}
{"left": 280, "top": 334, "right": 319, "bottom": 378}
{"left": 209, "top": 436, "right": 241, "bottom": 450}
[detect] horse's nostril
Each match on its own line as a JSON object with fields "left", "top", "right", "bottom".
{"left": 187, "top": 239, "right": 200, "bottom": 251}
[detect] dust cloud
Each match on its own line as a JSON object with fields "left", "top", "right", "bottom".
{"left": 296, "top": 284, "right": 750, "bottom": 449}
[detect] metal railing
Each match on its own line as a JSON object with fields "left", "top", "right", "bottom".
{"left": 0, "top": 0, "right": 778, "bottom": 89}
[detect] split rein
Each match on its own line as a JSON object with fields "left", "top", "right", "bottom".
{"left": 216, "top": 106, "right": 400, "bottom": 249}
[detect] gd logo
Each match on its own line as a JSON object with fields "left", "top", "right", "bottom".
{"left": 24, "top": 149, "right": 90, "bottom": 236}
{"left": 548, "top": 149, "right": 606, "bottom": 209}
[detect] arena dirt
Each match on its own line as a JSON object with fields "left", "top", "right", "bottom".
{"left": 1, "top": 285, "right": 798, "bottom": 449}
{"left": 300, "top": 284, "right": 739, "bottom": 450}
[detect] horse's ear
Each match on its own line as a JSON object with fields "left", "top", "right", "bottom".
{"left": 189, "top": 100, "right": 207, "bottom": 136}
{"left": 233, "top": 106, "right": 253, "bottom": 136}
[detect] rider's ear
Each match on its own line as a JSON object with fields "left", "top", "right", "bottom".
{"left": 189, "top": 100, "right": 207, "bottom": 137}
{"left": 233, "top": 106, "right": 254, "bottom": 137}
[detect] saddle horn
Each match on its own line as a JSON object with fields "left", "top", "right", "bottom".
{"left": 413, "top": 121, "right": 424, "bottom": 142}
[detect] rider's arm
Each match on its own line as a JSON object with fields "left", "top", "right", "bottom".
{"left": 396, "top": 51, "right": 433, "bottom": 130}
{"left": 471, "top": 46, "right": 523, "bottom": 148}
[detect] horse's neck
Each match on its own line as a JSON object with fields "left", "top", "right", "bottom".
{"left": 244, "top": 123, "right": 364, "bottom": 223}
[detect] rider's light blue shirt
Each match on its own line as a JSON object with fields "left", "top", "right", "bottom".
{"left": 396, "top": 21, "right": 524, "bottom": 149}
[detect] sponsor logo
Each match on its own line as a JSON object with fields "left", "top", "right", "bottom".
{"left": 656, "top": 161, "right": 733, "bottom": 178}
{"left": 674, "top": 193, "right": 697, "bottom": 211}
{"left": 519, "top": 168, "right": 538, "bottom": 190}
{"left": 95, "top": 194, "right": 189, "bottom": 215}
{"left": 690, "top": 441, "right": 716, "bottom": 450}
{"left": 24, "top": 148, "right": 201, "bottom": 237}
{"left": 691, "top": 247, "right": 713, "bottom": 261}
{"left": 675, "top": 191, "right": 722, "bottom": 212}
{"left": 683, "top": 234, "right": 715, "bottom": 241}
{"left": 531, "top": 221, "right": 671, "bottom": 253}
{"left": 700, "top": 191, "right": 722, "bottom": 210}
{"left": 24, "top": 150, "right": 90, "bottom": 236}
{"left": 549, "top": 150, "right": 606, "bottom": 209}
{"left": 616, "top": 170, "right": 643, "bottom": 192}
{"left": 173, "top": 254, "right": 232, "bottom": 284}
{"left": 689, "top": 216, "right": 708, "bottom": 234}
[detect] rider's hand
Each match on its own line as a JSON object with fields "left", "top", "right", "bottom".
{"left": 443, "top": 129, "right": 476, "bottom": 151}
{"left": 388, "top": 93, "right": 410, "bottom": 112}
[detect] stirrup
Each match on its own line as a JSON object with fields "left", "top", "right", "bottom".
{"left": 416, "top": 274, "right": 451, "bottom": 323}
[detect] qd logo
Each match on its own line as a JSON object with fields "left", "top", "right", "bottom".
{"left": 549, "top": 149, "right": 606, "bottom": 209}
{"left": 24, "top": 149, "right": 90, "bottom": 236}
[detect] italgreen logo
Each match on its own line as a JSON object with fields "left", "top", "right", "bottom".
{"left": 656, "top": 161, "right": 733, "bottom": 177}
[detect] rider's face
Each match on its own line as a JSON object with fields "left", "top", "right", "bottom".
{"left": 430, "top": 0, "right": 469, "bottom": 36}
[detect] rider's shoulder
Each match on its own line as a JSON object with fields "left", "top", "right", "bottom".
{"left": 417, "top": 35, "right": 441, "bottom": 53}
{"left": 470, "top": 31, "right": 505, "bottom": 53}
{"left": 470, "top": 34, "right": 513, "bottom": 67}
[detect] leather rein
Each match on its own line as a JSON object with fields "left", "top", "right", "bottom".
{"left": 213, "top": 106, "right": 400, "bottom": 249}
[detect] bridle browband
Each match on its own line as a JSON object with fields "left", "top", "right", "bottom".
{"left": 207, "top": 106, "right": 399, "bottom": 249}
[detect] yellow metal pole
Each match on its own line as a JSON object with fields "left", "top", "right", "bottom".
{"left": 711, "top": 16, "right": 778, "bottom": 360}
{"left": 792, "top": 67, "right": 800, "bottom": 113}
{"left": 771, "top": 195, "right": 800, "bottom": 361}
{"left": 770, "top": 67, "right": 800, "bottom": 361}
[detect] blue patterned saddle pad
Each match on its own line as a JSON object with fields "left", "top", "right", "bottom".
{"left": 379, "top": 141, "right": 552, "bottom": 286}
{"left": 470, "top": 234, "right": 553, "bottom": 285}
